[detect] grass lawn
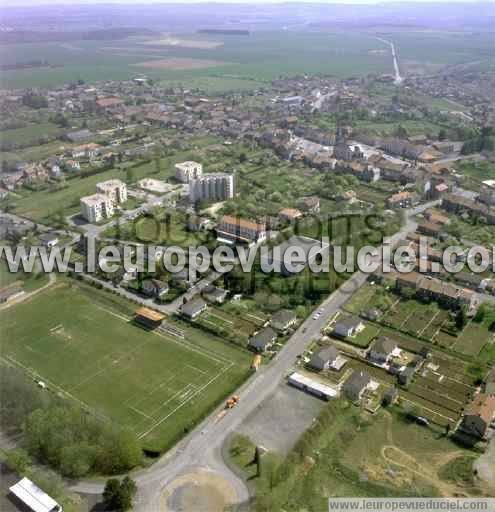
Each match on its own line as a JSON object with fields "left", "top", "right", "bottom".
{"left": 0, "top": 280, "right": 251, "bottom": 452}
{"left": 342, "top": 322, "right": 381, "bottom": 348}
{"left": 0, "top": 258, "right": 49, "bottom": 291}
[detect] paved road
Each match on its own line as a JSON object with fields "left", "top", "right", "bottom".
{"left": 79, "top": 270, "right": 221, "bottom": 314}
{"left": 376, "top": 37, "right": 402, "bottom": 84}
{"left": 73, "top": 202, "right": 440, "bottom": 509}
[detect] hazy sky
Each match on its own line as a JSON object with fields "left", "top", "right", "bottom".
{"left": 2, "top": 0, "right": 490, "bottom": 5}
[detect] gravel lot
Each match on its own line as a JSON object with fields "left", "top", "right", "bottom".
{"left": 237, "top": 382, "right": 326, "bottom": 455}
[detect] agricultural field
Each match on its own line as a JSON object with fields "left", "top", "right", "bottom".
{"left": 0, "top": 31, "right": 392, "bottom": 89}
{"left": 0, "top": 280, "right": 251, "bottom": 452}
{"left": 390, "top": 31, "right": 495, "bottom": 74}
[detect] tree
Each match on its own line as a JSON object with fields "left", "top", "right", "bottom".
{"left": 438, "top": 129, "right": 447, "bottom": 141}
{"left": 103, "top": 478, "right": 121, "bottom": 510}
{"left": 102, "top": 476, "right": 136, "bottom": 511}
{"left": 456, "top": 307, "right": 468, "bottom": 331}
{"left": 119, "top": 476, "right": 137, "bottom": 510}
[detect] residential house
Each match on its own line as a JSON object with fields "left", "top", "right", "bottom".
{"left": 202, "top": 285, "right": 228, "bottom": 304}
{"left": 278, "top": 208, "right": 303, "bottom": 222}
{"left": 271, "top": 309, "right": 297, "bottom": 333}
{"left": 417, "top": 221, "right": 443, "bottom": 238}
{"left": 180, "top": 297, "right": 208, "bottom": 319}
{"left": 142, "top": 279, "right": 169, "bottom": 299}
{"left": 386, "top": 191, "right": 416, "bottom": 209}
{"left": 332, "top": 316, "right": 364, "bottom": 339}
{"left": 297, "top": 196, "right": 320, "bottom": 214}
{"left": 342, "top": 370, "right": 371, "bottom": 402}
{"left": 309, "top": 346, "right": 339, "bottom": 371}
{"left": 368, "top": 336, "right": 398, "bottom": 364}
{"left": 248, "top": 327, "right": 277, "bottom": 353}
{"left": 460, "top": 394, "right": 495, "bottom": 439}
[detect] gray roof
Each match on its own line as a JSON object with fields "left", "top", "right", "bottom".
{"left": 203, "top": 286, "right": 228, "bottom": 300}
{"left": 309, "top": 346, "right": 338, "bottom": 369}
{"left": 343, "top": 370, "right": 371, "bottom": 400}
{"left": 67, "top": 129, "right": 93, "bottom": 142}
{"left": 180, "top": 297, "right": 207, "bottom": 317}
{"left": 372, "top": 336, "right": 397, "bottom": 356}
{"left": 248, "top": 327, "right": 277, "bottom": 351}
{"left": 334, "top": 316, "right": 362, "bottom": 332}
{"left": 271, "top": 309, "right": 296, "bottom": 326}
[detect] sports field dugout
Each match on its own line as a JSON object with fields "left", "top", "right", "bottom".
{"left": 134, "top": 307, "right": 165, "bottom": 329}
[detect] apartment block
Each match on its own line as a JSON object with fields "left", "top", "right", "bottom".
{"left": 216, "top": 215, "right": 267, "bottom": 245}
{"left": 189, "top": 173, "right": 234, "bottom": 202}
{"left": 175, "top": 161, "right": 203, "bottom": 183}
{"left": 96, "top": 179, "right": 128, "bottom": 204}
{"left": 80, "top": 194, "right": 114, "bottom": 223}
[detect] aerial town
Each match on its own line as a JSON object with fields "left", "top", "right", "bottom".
{"left": 0, "top": 2, "right": 495, "bottom": 512}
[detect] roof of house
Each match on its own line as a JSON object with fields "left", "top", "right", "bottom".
{"left": 180, "top": 297, "right": 207, "bottom": 317}
{"left": 271, "top": 309, "right": 297, "bottom": 326}
{"left": 249, "top": 327, "right": 277, "bottom": 350}
{"left": 203, "top": 285, "right": 228, "bottom": 299}
{"left": 219, "top": 215, "right": 266, "bottom": 232}
{"left": 310, "top": 346, "right": 338, "bottom": 368}
{"left": 343, "top": 370, "right": 371, "bottom": 398}
{"left": 143, "top": 278, "right": 169, "bottom": 290}
{"left": 371, "top": 336, "right": 397, "bottom": 356}
{"left": 279, "top": 207, "right": 303, "bottom": 219}
{"left": 334, "top": 316, "right": 362, "bottom": 332}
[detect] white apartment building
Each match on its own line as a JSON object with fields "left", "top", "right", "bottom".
{"left": 175, "top": 161, "right": 203, "bottom": 183}
{"left": 80, "top": 179, "right": 127, "bottom": 222}
{"left": 189, "top": 173, "right": 234, "bottom": 203}
{"left": 96, "top": 179, "right": 127, "bottom": 204}
{"left": 80, "top": 193, "right": 114, "bottom": 223}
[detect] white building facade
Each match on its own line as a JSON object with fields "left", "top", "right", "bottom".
{"left": 175, "top": 161, "right": 203, "bottom": 183}
{"left": 189, "top": 173, "right": 234, "bottom": 203}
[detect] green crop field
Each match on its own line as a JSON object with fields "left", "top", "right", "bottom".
{"left": 0, "top": 31, "right": 392, "bottom": 89}
{"left": 0, "top": 280, "right": 251, "bottom": 452}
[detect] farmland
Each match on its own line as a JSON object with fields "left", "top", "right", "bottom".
{"left": 0, "top": 31, "right": 392, "bottom": 89}
{"left": 0, "top": 280, "right": 252, "bottom": 452}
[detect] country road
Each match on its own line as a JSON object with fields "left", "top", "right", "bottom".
{"left": 376, "top": 37, "right": 403, "bottom": 84}
{"left": 72, "top": 201, "right": 440, "bottom": 510}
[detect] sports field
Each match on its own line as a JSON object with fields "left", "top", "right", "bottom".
{"left": 0, "top": 281, "right": 251, "bottom": 452}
